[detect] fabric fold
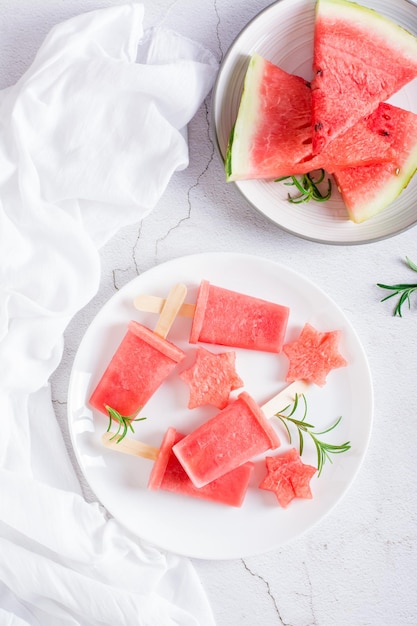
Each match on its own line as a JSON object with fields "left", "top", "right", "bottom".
{"left": 0, "top": 3, "right": 218, "bottom": 624}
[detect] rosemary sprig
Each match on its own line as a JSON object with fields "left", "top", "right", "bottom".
{"left": 275, "top": 169, "right": 332, "bottom": 204}
{"left": 273, "top": 394, "right": 351, "bottom": 476}
{"left": 105, "top": 405, "right": 147, "bottom": 443}
{"left": 377, "top": 257, "right": 417, "bottom": 317}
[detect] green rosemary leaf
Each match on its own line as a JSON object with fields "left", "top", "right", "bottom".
{"left": 309, "top": 169, "right": 325, "bottom": 185}
{"left": 377, "top": 257, "right": 417, "bottom": 316}
{"left": 289, "top": 419, "right": 316, "bottom": 430}
{"left": 272, "top": 394, "right": 350, "bottom": 476}
{"left": 288, "top": 193, "right": 310, "bottom": 204}
{"left": 312, "top": 438, "right": 325, "bottom": 475}
{"left": 298, "top": 428, "right": 305, "bottom": 456}
{"left": 406, "top": 256, "right": 417, "bottom": 272}
{"left": 292, "top": 176, "right": 311, "bottom": 195}
{"left": 379, "top": 282, "right": 417, "bottom": 291}
{"left": 313, "top": 414, "right": 343, "bottom": 436}
{"left": 312, "top": 177, "right": 332, "bottom": 201}
{"left": 277, "top": 416, "right": 292, "bottom": 444}
{"left": 105, "top": 405, "right": 147, "bottom": 443}
{"left": 275, "top": 169, "right": 332, "bottom": 204}
{"left": 397, "top": 291, "right": 412, "bottom": 317}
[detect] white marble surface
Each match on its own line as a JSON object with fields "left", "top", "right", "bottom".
{"left": 2, "top": 1, "right": 417, "bottom": 624}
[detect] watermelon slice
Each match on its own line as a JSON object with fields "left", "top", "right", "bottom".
{"left": 333, "top": 103, "right": 417, "bottom": 222}
{"left": 226, "top": 53, "right": 395, "bottom": 181}
{"left": 226, "top": 54, "right": 313, "bottom": 181}
{"left": 283, "top": 323, "right": 347, "bottom": 386}
{"left": 179, "top": 347, "right": 244, "bottom": 409}
{"left": 312, "top": 0, "right": 417, "bottom": 154}
{"left": 259, "top": 448, "right": 316, "bottom": 508}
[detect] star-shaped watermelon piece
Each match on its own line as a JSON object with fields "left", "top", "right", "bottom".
{"left": 179, "top": 347, "right": 244, "bottom": 410}
{"left": 282, "top": 323, "right": 347, "bottom": 386}
{"left": 259, "top": 448, "right": 317, "bottom": 508}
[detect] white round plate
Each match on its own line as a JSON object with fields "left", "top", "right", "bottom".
{"left": 212, "top": 0, "right": 417, "bottom": 244}
{"left": 68, "top": 253, "right": 373, "bottom": 559}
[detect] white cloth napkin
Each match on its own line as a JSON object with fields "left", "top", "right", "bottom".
{"left": 0, "top": 3, "right": 218, "bottom": 624}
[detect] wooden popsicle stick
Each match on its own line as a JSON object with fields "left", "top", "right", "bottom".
{"left": 260, "top": 380, "right": 309, "bottom": 418}
{"left": 153, "top": 283, "right": 188, "bottom": 339}
{"left": 134, "top": 293, "right": 195, "bottom": 318}
{"left": 102, "top": 432, "right": 159, "bottom": 461}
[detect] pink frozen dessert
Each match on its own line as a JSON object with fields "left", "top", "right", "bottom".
{"left": 90, "top": 321, "right": 185, "bottom": 416}
{"left": 189, "top": 281, "right": 290, "bottom": 352}
{"left": 172, "top": 391, "right": 280, "bottom": 488}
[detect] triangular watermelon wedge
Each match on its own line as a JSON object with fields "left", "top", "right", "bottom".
{"left": 311, "top": 0, "right": 417, "bottom": 154}
{"left": 333, "top": 103, "right": 417, "bottom": 223}
{"left": 226, "top": 54, "right": 395, "bottom": 182}
{"left": 225, "top": 54, "right": 313, "bottom": 181}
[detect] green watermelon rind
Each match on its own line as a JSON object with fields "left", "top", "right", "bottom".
{"left": 225, "top": 54, "right": 265, "bottom": 182}
{"left": 225, "top": 125, "right": 234, "bottom": 180}
{"left": 334, "top": 145, "right": 417, "bottom": 223}
{"left": 318, "top": 0, "right": 417, "bottom": 56}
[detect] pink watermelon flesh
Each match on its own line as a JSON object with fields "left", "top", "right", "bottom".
{"left": 283, "top": 323, "right": 347, "bottom": 387}
{"left": 89, "top": 321, "right": 185, "bottom": 417}
{"left": 322, "top": 103, "right": 399, "bottom": 173}
{"left": 260, "top": 470, "right": 295, "bottom": 508}
{"left": 173, "top": 391, "right": 281, "bottom": 488}
{"left": 148, "top": 427, "right": 254, "bottom": 507}
{"left": 259, "top": 448, "right": 317, "bottom": 507}
{"left": 226, "top": 54, "right": 396, "bottom": 181}
{"left": 265, "top": 447, "right": 300, "bottom": 470}
{"left": 179, "top": 347, "right": 243, "bottom": 410}
{"left": 312, "top": 0, "right": 417, "bottom": 154}
{"left": 333, "top": 103, "right": 417, "bottom": 222}
{"left": 190, "top": 280, "right": 290, "bottom": 353}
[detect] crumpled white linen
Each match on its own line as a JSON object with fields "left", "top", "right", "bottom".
{"left": 0, "top": 3, "right": 218, "bottom": 625}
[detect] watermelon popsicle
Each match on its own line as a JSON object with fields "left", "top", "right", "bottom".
{"left": 134, "top": 280, "right": 290, "bottom": 353}
{"left": 172, "top": 381, "right": 308, "bottom": 488}
{"left": 101, "top": 429, "right": 254, "bottom": 507}
{"left": 89, "top": 283, "right": 187, "bottom": 418}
